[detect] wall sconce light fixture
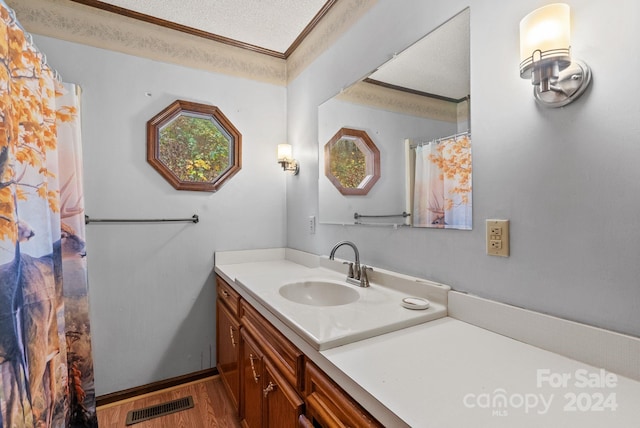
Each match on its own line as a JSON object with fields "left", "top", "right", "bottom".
{"left": 519, "top": 3, "right": 591, "bottom": 107}
{"left": 277, "top": 143, "right": 299, "bottom": 175}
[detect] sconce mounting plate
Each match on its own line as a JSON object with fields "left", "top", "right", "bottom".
{"left": 286, "top": 160, "right": 300, "bottom": 175}
{"left": 533, "top": 60, "right": 592, "bottom": 108}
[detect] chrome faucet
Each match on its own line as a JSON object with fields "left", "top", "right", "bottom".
{"left": 329, "top": 240, "right": 370, "bottom": 287}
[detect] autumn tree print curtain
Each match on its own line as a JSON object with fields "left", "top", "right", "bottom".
{"left": 412, "top": 134, "right": 472, "bottom": 229}
{"left": 0, "top": 2, "right": 97, "bottom": 427}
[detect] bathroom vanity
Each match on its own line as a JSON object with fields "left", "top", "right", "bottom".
{"left": 217, "top": 274, "right": 381, "bottom": 426}
{"left": 214, "top": 248, "right": 640, "bottom": 427}
{"left": 214, "top": 247, "right": 448, "bottom": 426}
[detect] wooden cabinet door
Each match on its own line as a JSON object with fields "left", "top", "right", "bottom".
{"left": 305, "top": 361, "right": 382, "bottom": 428}
{"left": 216, "top": 299, "right": 240, "bottom": 410}
{"left": 241, "top": 300, "right": 304, "bottom": 391}
{"left": 241, "top": 329, "right": 264, "bottom": 428}
{"left": 263, "top": 359, "right": 304, "bottom": 428}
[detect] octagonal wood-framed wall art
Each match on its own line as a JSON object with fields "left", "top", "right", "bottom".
{"left": 147, "top": 100, "right": 242, "bottom": 192}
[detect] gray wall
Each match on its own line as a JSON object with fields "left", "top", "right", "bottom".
{"left": 31, "top": 0, "right": 640, "bottom": 397}
{"left": 287, "top": 0, "right": 640, "bottom": 338}
{"left": 34, "top": 36, "right": 287, "bottom": 395}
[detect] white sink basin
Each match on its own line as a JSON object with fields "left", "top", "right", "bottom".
{"left": 279, "top": 280, "right": 359, "bottom": 306}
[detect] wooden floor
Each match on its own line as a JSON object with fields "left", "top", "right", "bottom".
{"left": 97, "top": 376, "right": 241, "bottom": 428}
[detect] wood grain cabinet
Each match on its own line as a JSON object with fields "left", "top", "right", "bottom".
{"left": 216, "top": 276, "right": 381, "bottom": 428}
{"left": 240, "top": 328, "right": 265, "bottom": 427}
{"left": 304, "top": 361, "right": 382, "bottom": 428}
{"left": 263, "top": 358, "right": 305, "bottom": 426}
{"left": 216, "top": 278, "right": 241, "bottom": 411}
{"left": 240, "top": 300, "right": 304, "bottom": 427}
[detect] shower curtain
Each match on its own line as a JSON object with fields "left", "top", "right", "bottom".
{"left": 412, "top": 134, "right": 472, "bottom": 229}
{"left": 0, "top": 2, "right": 97, "bottom": 427}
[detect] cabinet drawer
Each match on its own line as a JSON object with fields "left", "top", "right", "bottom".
{"left": 216, "top": 299, "right": 240, "bottom": 411}
{"left": 241, "top": 300, "right": 304, "bottom": 391}
{"left": 305, "top": 361, "right": 382, "bottom": 428}
{"left": 217, "top": 276, "right": 240, "bottom": 317}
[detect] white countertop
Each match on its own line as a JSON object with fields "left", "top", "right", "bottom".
{"left": 322, "top": 317, "right": 640, "bottom": 427}
{"left": 216, "top": 258, "right": 447, "bottom": 350}
{"left": 214, "top": 248, "right": 640, "bottom": 427}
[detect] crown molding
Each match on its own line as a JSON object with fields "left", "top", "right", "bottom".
{"left": 286, "top": 0, "right": 376, "bottom": 83}
{"left": 7, "top": 0, "right": 286, "bottom": 85}
{"left": 6, "top": 0, "right": 376, "bottom": 86}
{"left": 337, "top": 80, "right": 460, "bottom": 123}
{"left": 70, "top": 0, "right": 287, "bottom": 58}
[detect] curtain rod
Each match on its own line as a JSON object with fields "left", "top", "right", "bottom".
{"left": 85, "top": 215, "right": 199, "bottom": 224}
{"left": 410, "top": 130, "right": 470, "bottom": 149}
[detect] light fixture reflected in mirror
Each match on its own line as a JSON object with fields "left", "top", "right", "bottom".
{"left": 519, "top": 3, "right": 591, "bottom": 107}
{"left": 277, "top": 143, "right": 299, "bottom": 175}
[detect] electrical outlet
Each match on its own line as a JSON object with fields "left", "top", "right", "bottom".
{"left": 486, "top": 219, "right": 509, "bottom": 257}
{"left": 308, "top": 216, "right": 316, "bottom": 235}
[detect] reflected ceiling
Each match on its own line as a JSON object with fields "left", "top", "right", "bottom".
{"left": 368, "top": 9, "right": 470, "bottom": 100}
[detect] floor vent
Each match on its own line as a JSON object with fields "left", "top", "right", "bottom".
{"left": 125, "top": 396, "right": 194, "bottom": 425}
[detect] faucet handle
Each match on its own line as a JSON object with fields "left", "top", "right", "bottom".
{"left": 360, "top": 266, "right": 372, "bottom": 287}
{"left": 342, "top": 261, "right": 355, "bottom": 278}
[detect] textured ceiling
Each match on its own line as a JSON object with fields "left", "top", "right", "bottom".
{"left": 99, "top": 0, "right": 328, "bottom": 53}
{"left": 93, "top": 1, "right": 469, "bottom": 99}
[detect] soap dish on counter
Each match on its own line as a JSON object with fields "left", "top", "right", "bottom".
{"left": 401, "top": 297, "right": 430, "bottom": 310}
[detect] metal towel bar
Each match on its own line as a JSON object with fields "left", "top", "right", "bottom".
{"left": 85, "top": 214, "right": 199, "bottom": 224}
{"left": 354, "top": 212, "right": 410, "bottom": 219}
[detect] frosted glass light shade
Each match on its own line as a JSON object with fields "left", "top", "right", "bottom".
{"left": 519, "top": 3, "right": 571, "bottom": 77}
{"left": 518, "top": 3, "right": 592, "bottom": 107}
{"left": 277, "top": 143, "right": 292, "bottom": 161}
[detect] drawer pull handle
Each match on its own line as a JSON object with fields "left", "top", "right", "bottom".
{"left": 221, "top": 289, "right": 230, "bottom": 298}
{"left": 263, "top": 381, "right": 276, "bottom": 398}
{"left": 229, "top": 326, "right": 236, "bottom": 347}
{"left": 249, "top": 354, "right": 260, "bottom": 383}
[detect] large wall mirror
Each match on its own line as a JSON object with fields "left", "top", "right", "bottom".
{"left": 318, "top": 8, "right": 471, "bottom": 229}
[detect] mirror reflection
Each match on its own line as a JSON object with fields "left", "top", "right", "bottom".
{"left": 318, "top": 8, "right": 470, "bottom": 228}
{"left": 324, "top": 127, "right": 380, "bottom": 195}
{"left": 330, "top": 139, "right": 365, "bottom": 188}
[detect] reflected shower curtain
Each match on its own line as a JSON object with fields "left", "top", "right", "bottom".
{"left": 412, "top": 134, "right": 472, "bottom": 229}
{"left": 0, "top": 2, "right": 97, "bottom": 427}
